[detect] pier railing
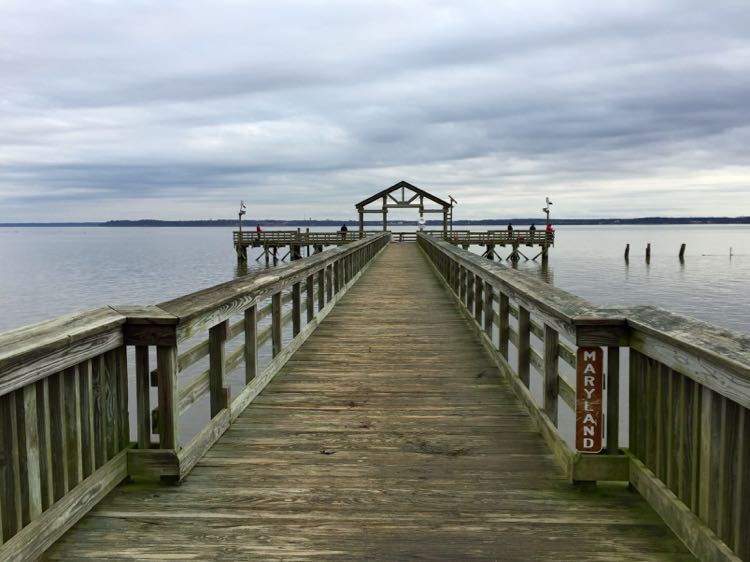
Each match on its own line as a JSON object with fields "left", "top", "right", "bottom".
{"left": 233, "top": 230, "right": 365, "bottom": 246}
{"left": 0, "top": 232, "right": 390, "bottom": 560}
{"left": 418, "top": 232, "right": 749, "bottom": 562}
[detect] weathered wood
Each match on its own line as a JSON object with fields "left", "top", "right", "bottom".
{"left": 517, "top": 307, "right": 531, "bottom": 388}
{"left": 35, "top": 378, "right": 54, "bottom": 509}
{"left": 0, "top": 451, "right": 128, "bottom": 562}
{"left": 607, "top": 346, "right": 620, "bottom": 454}
{"left": 62, "top": 366, "right": 82, "bottom": 490}
{"left": 156, "top": 346, "right": 179, "bottom": 450}
{"left": 292, "top": 282, "right": 301, "bottom": 336}
{"left": 126, "top": 449, "right": 178, "bottom": 480}
{"left": 244, "top": 305, "right": 257, "bottom": 384}
{"left": 46, "top": 241, "right": 690, "bottom": 562}
{"left": 135, "top": 346, "right": 150, "bottom": 449}
{"left": 474, "top": 273, "right": 482, "bottom": 324}
{"left": 572, "top": 454, "right": 629, "bottom": 481}
{"left": 48, "top": 372, "right": 69, "bottom": 499}
{"left": 0, "top": 392, "right": 21, "bottom": 540}
{"left": 208, "top": 320, "right": 228, "bottom": 418}
{"left": 21, "top": 384, "right": 42, "bottom": 523}
{"left": 271, "top": 292, "right": 282, "bottom": 358}
{"left": 543, "top": 324, "right": 559, "bottom": 426}
{"left": 498, "top": 292, "right": 509, "bottom": 359}
{"left": 0, "top": 307, "right": 125, "bottom": 397}
{"left": 629, "top": 454, "right": 739, "bottom": 562}
{"left": 306, "top": 275, "right": 314, "bottom": 324}
{"left": 629, "top": 307, "right": 750, "bottom": 409}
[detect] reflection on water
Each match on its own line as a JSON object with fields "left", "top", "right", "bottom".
{"left": 0, "top": 224, "right": 748, "bottom": 335}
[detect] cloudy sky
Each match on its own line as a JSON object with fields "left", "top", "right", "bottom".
{"left": 1, "top": 0, "right": 749, "bottom": 222}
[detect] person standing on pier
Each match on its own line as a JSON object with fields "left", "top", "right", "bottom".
{"left": 256, "top": 223, "right": 262, "bottom": 240}
{"left": 340, "top": 223, "right": 348, "bottom": 240}
{"left": 546, "top": 222, "right": 554, "bottom": 242}
{"left": 507, "top": 223, "right": 513, "bottom": 231}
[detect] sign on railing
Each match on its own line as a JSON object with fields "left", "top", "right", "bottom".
{"left": 575, "top": 347, "right": 603, "bottom": 453}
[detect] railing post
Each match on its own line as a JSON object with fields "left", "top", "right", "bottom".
{"left": 474, "top": 274, "right": 482, "bottom": 324}
{"left": 306, "top": 274, "right": 314, "bottom": 323}
{"left": 484, "top": 282, "right": 493, "bottom": 337}
{"left": 543, "top": 324, "right": 559, "bottom": 426}
{"left": 156, "top": 345, "right": 179, "bottom": 450}
{"left": 135, "top": 346, "right": 150, "bottom": 448}
{"left": 499, "top": 292, "right": 509, "bottom": 358}
{"left": 326, "top": 265, "right": 333, "bottom": 302}
{"left": 466, "top": 270, "right": 474, "bottom": 312}
{"left": 272, "top": 292, "right": 282, "bottom": 357}
{"left": 459, "top": 266, "right": 466, "bottom": 302}
{"left": 244, "top": 304, "right": 257, "bottom": 383}
{"left": 607, "top": 346, "right": 620, "bottom": 454}
{"left": 518, "top": 306, "right": 531, "bottom": 387}
{"left": 318, "top": 268, "right": 325, "bottom": 310}
{"left": 334, "top": 260, "right": 340, "bottom": 293}
{"left": 292, "top": 282, "right": 301, "bottom": 336}
{"left": 209, "top": 320, "right": 228, "bottom": 418}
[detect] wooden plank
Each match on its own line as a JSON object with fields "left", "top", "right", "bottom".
{"left": 306, "top": 275, "right": 314, "bottom": 324}
{"left": 271, "top": 292, "right": 282, "bottom": 358}
{"left": 474, "top": 274, "right": 482, "bottom": 324}
{"left": 572, "top": 454, "right": 629, "bottom": 481}
{"left": 62, "top": 366, "right": 82, "bottom": 490}
{"left": 498, "top": 292, "right": 509, "bottom": 359}
{"left": 244, "top": 305, "right": 257, "bottom": 384}
{"left": 44, "top": 241, "right": 693, "bottom": 562}
{"left": 317, "top": 268, "right": 325, "bottom": 311}
{"left": 0, "top": 451, "right": 128, "bottom": 562}
{"left": 0, "top": 308, "right": 126, "bottom": 396}
{"left": 34, "top": 378, "right": 54, "bottom": 510}
{"left": 103, "top": 351, "right": 118, "bottom": 459}
{"left": 733, "top": 406, "right": 749, "bottom": 559}
{"left": 517, "top": 307, "right": 531, "bottom": 388}
{"left": 543, "top": 325, "right": 559, "bottom": 426}
{"left": 0, "top": 391, "right": 21, "bottom": 540}
{"left": 292, "top": 282, "right": 301, "bottom": 337}
{"left": 91, "top": 356, "right": 108, "bottom": 468}
{"left": 48, "top": 372, "right": 69, "bottom": 500}
{"left": 607, "top": 346, "right": 620, "bottom": 454}
{"left": 156, "top": 346, "right": 179, "bottom": 450}
{"left": 209, "top": 320, "right": 228, "bottom": 418}
{"left": 629, "top": 313, "right": 750, "bottom": 409}
{"left": 135, "top": 347, "right": 150, "bottom": 449}
{"left": 628, "top": 454, "right": 739, "bottom": 562}
{"left": 126, "top": 449, "right": 178, "bottom": 480}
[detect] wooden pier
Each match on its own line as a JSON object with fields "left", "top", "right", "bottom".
{"left": 234, "top": 181, "right": 554, "bottom": 264}
{"left": 236, "top": 229, "right": 555, "bottom": 263}
{"left": 1, "top": 233, "right": 748, "bottom": 561}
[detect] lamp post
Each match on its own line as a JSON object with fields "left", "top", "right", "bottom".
{"left": 542, "top": 197, "right": 553, "bottom": 226}
{"left": 238, "top": 200, "right": 246, "bottom": 233}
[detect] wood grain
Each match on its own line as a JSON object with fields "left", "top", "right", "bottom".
{"left": 45, "top": 244, "right": 693, "bottom": 561}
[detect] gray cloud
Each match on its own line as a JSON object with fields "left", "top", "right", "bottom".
{"left": 1, "top": 0, "right": 749, "bottom": 221}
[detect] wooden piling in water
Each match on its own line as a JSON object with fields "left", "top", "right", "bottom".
{"left": 624, "top": 244, "right": 630, "bottom": 260}
{"left": 679, "top": 243, "right": 686, "bottom": 260}
{"left": 646, "top": 243, "right": 651, "bottom": 262}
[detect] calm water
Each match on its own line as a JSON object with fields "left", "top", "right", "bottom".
{"left": 1, "top": 225, "right": 747, "bottom": 334}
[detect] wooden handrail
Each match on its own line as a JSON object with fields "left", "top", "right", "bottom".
{"left": 0, "top": 232, "right": 391, "bottom": 559}
{"left": 417, "top": 232, "right": 749, "bottom": 562}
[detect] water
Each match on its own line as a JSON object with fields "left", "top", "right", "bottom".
{"left": 1, "top": 224, "right": 747, "bottom": 334}
{"left": 1, "top": 224, "right": 747, "bottom": 445}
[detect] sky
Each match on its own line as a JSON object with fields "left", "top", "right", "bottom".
{"left": 1, "top": 0, "right": 749, "bottom": 222}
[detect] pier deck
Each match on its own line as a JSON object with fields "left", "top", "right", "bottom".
{"left": 45, "top": 244, "right": 692, "bottom": 560}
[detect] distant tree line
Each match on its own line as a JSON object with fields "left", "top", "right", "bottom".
{"left": 2, "top": 216, "right": 748, "bottom": 227}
